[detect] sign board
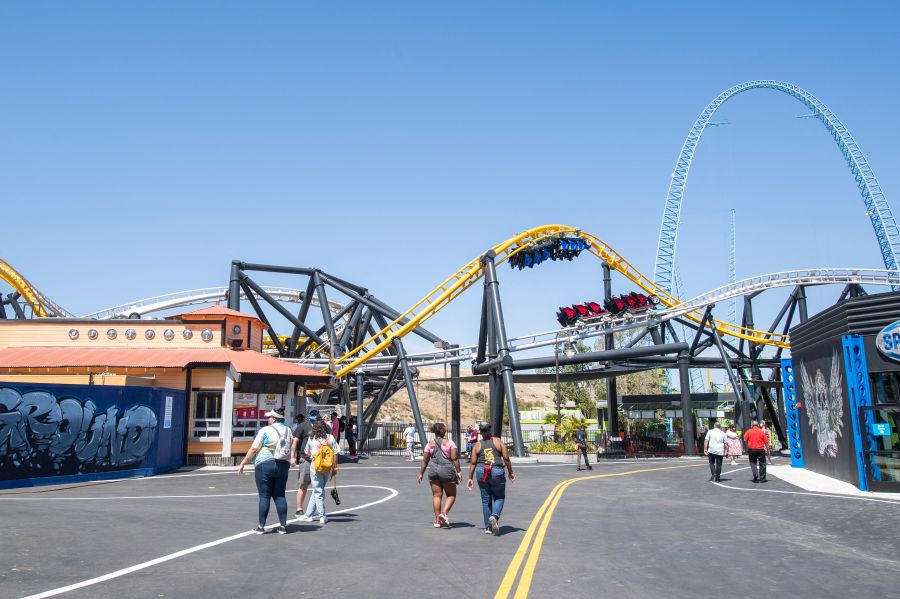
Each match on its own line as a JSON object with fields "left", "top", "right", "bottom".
{"left": 234, "top": 393, "right": 258, "bottom": 420}
{"left": 257, "top": 393, "right": 284, "bottom": 413}
{"left": 871, "top": 422, "right": 891, "bottom": 436}
{"left": 164, "top": 396, "right": 173, "bottom": 429}
{"left": 875, "top": 320, "right": 900, "bottom": 362}
{"left": 595, "top": 400, "right": 608, "bottom": 409}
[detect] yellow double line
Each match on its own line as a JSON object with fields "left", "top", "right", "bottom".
{"left": 494, "top": 464, "right": 702, "bottom": 599}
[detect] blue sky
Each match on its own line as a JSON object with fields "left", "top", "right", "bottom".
{"left": 2, "top": 2, "right": 899, "bottom": 358}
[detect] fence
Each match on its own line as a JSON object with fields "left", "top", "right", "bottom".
{"left": 360, "top": 424, "right": 683, "bottom": 458}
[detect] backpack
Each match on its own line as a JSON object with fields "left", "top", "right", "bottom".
{"left": 271, "top": 425, "right": 293, "bottom": 462}
{"left": 313, "top": 435, "right": 336, "bottom": 472}
{"left": 427, "top": 440, "right": 457, "bottom": 484}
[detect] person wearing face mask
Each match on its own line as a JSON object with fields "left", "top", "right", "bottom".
{"left": 417, "top": 422, "right": 461, "bottom": 528}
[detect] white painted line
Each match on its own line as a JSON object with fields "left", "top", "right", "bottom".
{"left": 0, "top": 484, "right": 381, "bottom": 502}
{"left": 713, "top": 478, "right": 900, "bottom": 505}
{"left": 22, "top": 485, "right": 399, "bottom": 599}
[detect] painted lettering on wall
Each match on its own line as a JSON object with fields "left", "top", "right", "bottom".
{"left": 0, "top": 387, "right": 158, "bottom": 479}
{"left": 875, "top": 320, "right": 900, "bottom": 361}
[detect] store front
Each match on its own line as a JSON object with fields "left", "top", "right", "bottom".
{"left": 786, "top": 291, "right": 900, "bottom": 492}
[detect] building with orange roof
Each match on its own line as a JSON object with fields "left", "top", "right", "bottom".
{"left": 0, "top": 306, "right": 333, "bottom": 463}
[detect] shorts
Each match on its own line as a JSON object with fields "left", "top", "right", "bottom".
{"left": 297, "top": 462, "right": 312, "bottom": 486}
{"left": 406, "top": 441, "right": 414, "bottom": 452}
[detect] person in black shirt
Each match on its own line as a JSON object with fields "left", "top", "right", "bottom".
{"left": 289, "top": 413, "right": 313, "bottom": 515}
{"left": 575, "top": 427, "right": 592, "bottom": 471}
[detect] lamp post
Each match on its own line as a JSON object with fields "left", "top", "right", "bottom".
{"left": 554, "top": 334, "right": 576, "bottom": 443}
{"left": 554, "top": 336, "right": 562, "bottom": 442}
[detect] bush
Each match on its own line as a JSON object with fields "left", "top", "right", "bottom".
{"left": 529, "top": 440, "right": 597, "bottom": 453}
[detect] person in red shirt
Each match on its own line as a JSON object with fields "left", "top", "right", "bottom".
{"left": 743, "top": 420, "right": 769, "bottom": 483}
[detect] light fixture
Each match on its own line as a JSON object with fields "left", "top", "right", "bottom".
{"left": 232, "top": 324, "right": 242, "bottom": 335}
{"left": 125, "top": 328, "right": 136, "bottom": 340}
{"left": 163, "top": 329, "right": 175, "bottom": 341}
{"left": 87, "top": 329, "right": 98, "bottom": 340}
{"left": 107, "top": 328, "right": 117, "bottom": 340}
{"left": 563, "top": 342, "right": 577, "bottom": 358}
{"left": 68, "top": 329, "right": 79, "bottom": 340}
{"left": 201, "top": 329, "right": 214, "bottom": 342}
{"left": 145, "top": 329, "right": 156, "bottom": 340}
{"left": 183, "top": 329, "right": 193, "bottom": 340}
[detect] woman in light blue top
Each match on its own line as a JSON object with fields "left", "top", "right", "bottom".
{"left": 238, "top": 408, "right": 292, "bottom": 534}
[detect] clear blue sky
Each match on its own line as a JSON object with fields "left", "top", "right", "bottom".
{"left": 2, "top": 2, "right": 899, "bottom": 356}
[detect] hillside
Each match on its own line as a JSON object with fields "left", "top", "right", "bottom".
{"left": 376, "top": 366, "right": 558, "bottom": 424}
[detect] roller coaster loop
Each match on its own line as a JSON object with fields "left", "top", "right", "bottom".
{"left": 332, "top": 224, "right": 813, "bottom": 378}
{"left": 654, "top": 80, "right": 900, "bottom": 296}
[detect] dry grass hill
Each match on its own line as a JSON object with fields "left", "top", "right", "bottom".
{"left": 377, "top": 366, "right": 557, "bottom": 424}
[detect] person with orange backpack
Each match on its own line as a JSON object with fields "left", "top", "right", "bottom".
{"left": 297, "top": 419, "right": 340, "bottom": 524}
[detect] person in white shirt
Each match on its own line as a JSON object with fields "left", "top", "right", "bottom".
{"left": 403, "top": 423, "right": 417, "bottom": 461}
{"left": 703, "top": 421, "right": 728, "bottom": 482}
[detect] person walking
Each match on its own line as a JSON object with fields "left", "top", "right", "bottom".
{"left": 465, "top": 425, "right": 478, "bottom": 456}
{"left": 725, "top": 424, "right": 743, "bottom": 466}
{"left": 297, "top": 419, "right": 340, "bottom": 524}
{"left": 346, "top": 415, "right": 359, "bottom": 458}
{"left": 417, "top": 422, "right": 461, "bottom": 528}
{"left": 467, "top": 422, "right": 516, "bottom": 536}
{"left": 237, "top": 408, "right": 292, "bottom": 535}
{"left": 744, "top": 420, "right": 769, "bottom": 483}
{"left": 575, "top": 426, "right": 592, "bottom": 471}
{"left": 696, "top": 423, "right": 709, "bottom": 455}
{"left": 403, "top": 422, "right": 417, "bottom": 461}
{"left": 331, "top": 411, "right": 342, "bottom": 444}
{"left": 703, "top": 421, "right": 727, "bottom": 482}
{"left": 289, "top": 412, "right": 313, "bottom": 516}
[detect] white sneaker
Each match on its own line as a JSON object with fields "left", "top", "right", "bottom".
{"left": 319, "top": 516, "right": 328, "bottom": 524}
{"left": 296, "top": 515, "right": 313, "bottom": 522}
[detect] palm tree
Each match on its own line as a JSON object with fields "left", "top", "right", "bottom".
{"left": 562, "top": 415, "right": 588, "bottom": 445}
{"left": 543, "top": 413, "right": 563, "bottom": 443}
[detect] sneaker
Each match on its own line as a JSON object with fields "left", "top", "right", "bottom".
{"left": 489, "top": 515, "right": 500, "bottom": 536}
{"left": 294, "top": 510, "right": 304, "bottom": 516}
{"left": 587, "top": 465, "right": 593, "bottom": 470}
{"left": 484, "top": 527, "right": 493, "bottom": 534}
{"left": 433, "top": 519, "right": 441, "bottom": 528}
{"left": 296, "top": 515, "right": 313, "bottom": 522}
{"left": 276, "top": 526, "right": 287, "bottom": 535}
{"left": 319, "top": 516, "right": 328, "bottom": 524}
{"left": 730, "top": 460, "right": 738, "bottom": 465}
{"left": 438, "top": 513, "right": 450, "bottom": 528}
{"left": 252, "top": 525, "right": 265, "bottom": 535}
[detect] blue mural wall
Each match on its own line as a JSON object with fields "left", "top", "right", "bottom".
{"left": 0, "top": 383, "right": 184, "bottom": 489}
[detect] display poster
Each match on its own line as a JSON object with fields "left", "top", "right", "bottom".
{"left": 234, "top": 393, "right": 258, "bottom": 420}
{"left": 257, "top": 393, "right": 284, "bottom": 413}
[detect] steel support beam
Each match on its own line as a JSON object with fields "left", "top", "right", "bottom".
{"left": 481, "top": 252, "right": 525, "bottom": 457}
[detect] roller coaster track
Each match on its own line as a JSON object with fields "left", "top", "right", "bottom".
{"left": 82, "top": 286, "right": 345, "bottom": 320}
{"left": 329, "top": 224, "right": 900, "bottom": 377}
{"left": 295, "top": 266, "right": 900, "bottom": 373}
{"left": 0, "top": 259, "right": 72, "bottom": 318}
{"left": 655, "top": 80, "right": 900, "bottom": 296}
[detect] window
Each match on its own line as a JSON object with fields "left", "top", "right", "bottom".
{"left": 193, "top": 391, "right": 223, "bottom": 439}
{"left": 870, "top": 372, "right": 900, "bottom": 405}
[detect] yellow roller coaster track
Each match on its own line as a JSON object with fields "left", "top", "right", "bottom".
{"left": 329, "top": 224, "right": 789, "bottom": 378}
{"left": 0, "top": 259, "right": 48, "bottom": 317}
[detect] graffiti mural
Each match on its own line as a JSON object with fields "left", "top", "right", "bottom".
{"left": 799, "top": 351, "right": 845, "bottom": 458}
{"left": 0, "top": 387, "right": 158, "bottom": 479}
